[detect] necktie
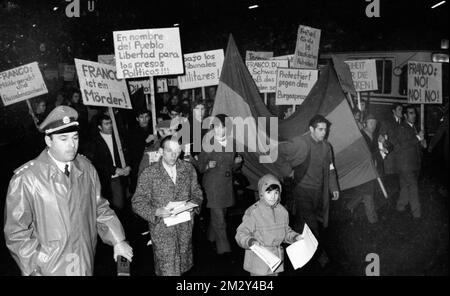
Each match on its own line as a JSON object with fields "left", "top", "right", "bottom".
{"left": 64, "top": 164, "right": 70, "bottom": 177}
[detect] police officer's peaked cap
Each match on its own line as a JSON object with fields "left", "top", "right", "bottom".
{"left": 39, "top": 106, "right": 79, "bottom": 135}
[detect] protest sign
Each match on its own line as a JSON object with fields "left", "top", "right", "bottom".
{"left": 292, "top": 25, "right": 321, "bottom": 69}
{"left": 157, "top": 78, "right": 168, "bottom": 93}
{"left": 63, "top": 65, "right": 76, "bottom": 81}
{"left": 113, "top": 27, "right": 183, "bottom": 79}
{"left": 75, "top": 58, "right": 131, "bottom": 109}
{"left": 407, "top": 61, "right": 442, "bottom": 104}
{"left": 271, "top": 54, "right": 295, "bottom": 67}
{"left": 43, "top": 69, "right": 59, "bottom": 81}
{"left": 0, "top": 62, "right": 48, "bottom": 106}
{"left": 245, "top": 51, "right": 274, "bottom": 61}
{"left": 98, "top": 54, "right": 116, "bottom": 66}
{"left": 275, "top": 68, "right": 318, "bottom": 105}
{"left": 246, "top": 59, "right": 289, "bottom": 93}
{"left": 128, "top": 79, "right": 153, "bottom": 95}
{"left": 178, "top": 49, "right": 224, "bottom": 89}
{"left": 167, "top": 78, "right": 178, "bottom": 87}
{"left": 344, "top": 59, "right": 378, "bottom": 92}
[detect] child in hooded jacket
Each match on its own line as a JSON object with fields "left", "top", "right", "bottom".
{"left": 235, "top": 174, "right": 302, "bottom": 276}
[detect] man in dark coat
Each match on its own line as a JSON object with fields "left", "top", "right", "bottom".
{"left": 379, "top": 103, "right": 403, "bottom": 195}
{"left": 395, "top": 105, "right": 427, "bottom": 218}
{"left": 86, "top": 114, "right": 131, "bottom": 215}
{"left": 132, "top": 136, "right": 203, "bottom": 276}
{"left": 128, "top": 109, "right": 154, "bottom": 193}
{"left": 279, "top": 114, "right": 339, "bottom": 267}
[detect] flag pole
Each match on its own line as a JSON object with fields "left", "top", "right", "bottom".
{"left": 377, "top": 177, "right": 388, "bottom": 199}
{"left": 346, "top": 93, "right": 355, "bottom": 109}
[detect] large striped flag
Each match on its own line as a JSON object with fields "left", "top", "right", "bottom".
{"left": 212, "top": 35, "right": 378, "bottom": 190}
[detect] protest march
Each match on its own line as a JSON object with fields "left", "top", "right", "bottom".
{"left": 0, "top": 0, "right": 448, "bottom": 282}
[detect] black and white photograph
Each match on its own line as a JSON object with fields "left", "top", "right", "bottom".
{"left": 0, "top": 0, "right": 448, "bottom": 284}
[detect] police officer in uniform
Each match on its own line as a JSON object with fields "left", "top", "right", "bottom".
{"left": 4, "top": 106, "right": 133, "bottom": 276}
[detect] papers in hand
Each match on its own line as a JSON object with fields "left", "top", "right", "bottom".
{"left": 250, "top": 245, "right": 282, "bottom": 272}
{"left": 286, "top": 223, "right": 319, "bottom": 270}
{"left": 163, "top": 201, "right": 198, "bottom": 227}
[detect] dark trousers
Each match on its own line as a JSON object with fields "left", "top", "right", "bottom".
{"left": 110, "top": 177, "right": 125, "bottom": 212}
{"left": 207, "top": 207, "right": 231, "bottom": 254}
{"left": 397, "top": 170, "right": 421, "bottom": 218}
{"left": 292, "top": 186, "right": 323, "bottom": 238}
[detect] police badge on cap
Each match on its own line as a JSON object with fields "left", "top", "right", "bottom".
{"left": 39, "top": 106, "right": 79, "bottom": 135}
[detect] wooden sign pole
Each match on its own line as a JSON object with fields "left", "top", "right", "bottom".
{"left": 264, "top": 93, "right": 268, "bottom": 105}
{"left": 149, "top": 77, "right": 157, "bottom": 135}
{"left": 201, "top": 87, "right": 206, "bottom": 100}
{"left": 108, "top": 107, "right": 126, "bottom": 168}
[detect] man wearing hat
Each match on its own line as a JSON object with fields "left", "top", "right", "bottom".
{"left": 4, "top": 106, "right": 133, "bottom": 276}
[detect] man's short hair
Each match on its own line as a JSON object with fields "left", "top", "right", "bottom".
{"left": 96, "top": 114, "right": 111, "bottom": 127}
{"left": 309, "top": 114, "right": 330, "bottom": 129}
{"left": 135, "top": 108, "right": 151, "bottom": 118}
{"left": 391, "top": 103, "right": 403, "bottom": 111}
{"left": 160, "top": 135, "right": 182, "bottom": 150}
{"left": 404, "top": 105, "right": 416, "bottom": 114}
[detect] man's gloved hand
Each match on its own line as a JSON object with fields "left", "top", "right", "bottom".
{"left": 113, "top": 241, "right": 133, "bottom": 262}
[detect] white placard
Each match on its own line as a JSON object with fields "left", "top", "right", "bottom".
{"left": 245, "top": 51, "right": 274, "bottom": 61}
{"left": 292, "top": 25, "right": 321, "bottom": 69}
{"left": 63, "top": 65, "right": 76, "bottom": 81}
{"left": 246, "top": 60, "right": 289, "bottom": 93}
{"left": 275, "top": 68, "right": 318, "bottom": 105}
{"left": 128, "top": 79, "right": 153, "bottom": 95}
{"left": 0, "top": 62, "right": 48, "bottom": 106}
{"left": 75, "top": 58, "right": 132, "bottom": 109}
{"left": 407, "top": 61, "right": 442, "bottom": 104}
{"left": 156, "top": 78, "right": 168, "bottom": 93}
{"left": 113, "top": 27, "right": 183, "bottom": 79}
{"left": 178, "top": 49, "right": 224, "bottom": 89}
{"left": 345, "top": 59, "right": 378, "bottom": 92}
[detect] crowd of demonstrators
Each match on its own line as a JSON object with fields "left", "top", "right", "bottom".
{"left": 349, "top": 101, "right": 428, "bottom": 224}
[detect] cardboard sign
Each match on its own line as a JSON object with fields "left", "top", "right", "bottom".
{"left": 98, "top": 54, "right": 116, "bottom": 66}
{"left": 43, "top": 69, "right": 59, "bottom": 81}
{"left": 345, "top": 59, "right": 378, "bottom": 92}
{"left": 246, "top": 59, "right": 289, "bottom": 93}
{"left": 167, "top": 78, "right": 178, "bottom": 87}
{"left": 157, "top": 78, "right": 168, "bottom": 93}
{"left": 128, "top": 79, "right": 153, "bottom": 95}
{"left": 275, "top": 68, "right": 318, "bottom": 105}
{"left": 113, "top": 27, "right": 183, "bottom": 79}
{"left": 292, "top": 25, "right": 321, "bottom": 69}
{"left": 75, "top": 58, "right": 132, "bottom": 109}
{"left": 0, "top": 62, "right": 48, "bottom": 106}
{"left": 245, "top": 51, "right": 274, "bottom": 61}
{"left": 178, "top": 49, "right": 224, "bottom": 89}
{"left": 407, "top": 61, "right": 442, "bottom": 104}
{"left": 63, "top": 65, "right": 76, "bottom": 81}
{"left": 271, "top": 54, "right": 295, "bottom": 68}
{"left": 332, "top": 55, "right": 357, "bottom": 96}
